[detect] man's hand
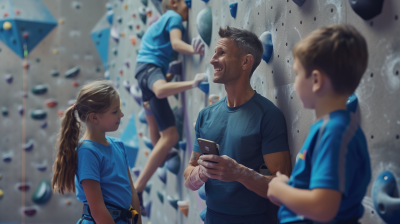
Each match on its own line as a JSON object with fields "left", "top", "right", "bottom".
{"left": 197, "top": 154, "right": 244, "bottom": 182}
{"left": 267, "top": 171, "right": 289, "bottom": 206}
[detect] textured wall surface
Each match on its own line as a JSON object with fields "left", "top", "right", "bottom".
{"left": 1, "top": 0, "right": 399, "bottom": 224}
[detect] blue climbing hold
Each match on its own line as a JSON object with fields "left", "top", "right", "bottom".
{"left": 32, "top": 180, "right": 52, "bottom": 205}
{"left": 23, "top": 140, "right": 34, "bottom": 151}
{"left": 157, "top": 191, "right": 164, "bottom": 204}
{"left": 198, "top": 184, "right": 206, "bottom": 200}
{"left": 167, "top": 195, "right": 178, "bottom": 209}
{"left": 196, "top": 7, "right": 212, "bottom": 46}
{"left": 185, "top": 0, "right": 191, "bottom": 8}
{"left": 132, "top": 167, "right": 141, "bottom": 177}
{"left": 179, "top": 141, "right": 187, "bottom": 151}
{"left": 31, "top": 110, "right": 47, "bottom": 120}
{"left": 199, "top": 82, "right": 209, "bottom": 94}
{"left": 2, "top": 107, "right": 8, "bottom": 116}
{"left": 259, "top": 31, "right": 273, "bottom": 63}
{"left": 144, "top": 183, "right": 152, "bottom": 194}
{"left": 5, "top": 74, "right": 12, "bottom": 84}
{"left": 145, "top": 201, "right": 152, "bottom": 218}
{"left": 40, "top": 120, "right": 47, "bottom": 129}
{"left": 349, "top": 0, "right": 384, "bottom": 20}
{"left": 167, "top": 154, "right": 181, "bottom": 175}
{"left": 201, "top": 0, "right": 210, "bottom": 3}
{"left": 346, "top": 94, "right": 358, "bottom": 113}
{"left": 139, "top": 109, "right": 147, "bottom": 124}
{"left": 372, "top": 171, "right": 400, "bottom": 224}
{"left": 107, "top": 10, "right": 114, "bottom": 25}
{"left": 200, "top": 208, "right": 207, "bottom": 221}
{"left": 229, "top": 3, "right": 238, "bottom": 18}
{"left": 31, "top": 85, "right": 48, "bottom": 95}
{"left": 157, "top": 165, "right": 167, "bottom": 184}
{"left": 292, "top": 0, "right": 306, "bottom": 6}
{"left": 65, "top": 67, "right": 80, "bottom": 78}
{"left": 18, "top": 105, "right": 24, "bottom": 116}
{"left": 143, "top": 136, "right": 153, "bottom": 150}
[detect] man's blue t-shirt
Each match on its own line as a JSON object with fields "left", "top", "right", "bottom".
{"left": 75, "top": 136, "right": 132, "bottom": 209}
{"left": 278, "top": 110, "right": 371, "bottom": 223}
{"left": 193, "top": 92, "right": 290, "bottom": 216}
{"left": 137, "top": 10, "right": 184, "bottom": 74}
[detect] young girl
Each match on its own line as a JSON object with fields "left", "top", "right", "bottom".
{"left": 52, "top": 80, "right": 142, "bottom": 224}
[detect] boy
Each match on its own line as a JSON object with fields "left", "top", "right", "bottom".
{"left": 134, "top": 0, "right": 205, "bottom": 216}
{"left": 267, "top": 25, "right": 371, "bottom": 224}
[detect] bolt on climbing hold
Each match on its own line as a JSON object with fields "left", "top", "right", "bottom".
{"left": 157, "top": 166, "right": 167, "bottom": 184}
{"left": 201, "top": 0, "right": 209, "bottom": 3}
{"left": 141, "top": 0, "right": 148, "bottom": 7}
{"left": 23, "top": 61, "right": 29, "bottom": 69}
{"left": 349, "top": 0, "right": 384, "bottom": 20}
{"left": 40, "top": 121, "right": 47, "bottom": 129}
{"left": 167, "top": 154, "right": 181, "bottom": 175}
{"left": 32, "top": 180, "right": 52, "bottom": 205}
{"left": 65, "top": 67, "right": 80, "bottom": 78}
{"left": 168, "top": 60, "right": 182, "bottom": 76}
{"left": 199, "top": 82, "right": 209, "bottom": 94}
{"left": 58, "top": 110, "right": 64, "bottom": 117}
{"left": 157, "top": 191, "right": 164, "bottom": 203}
{"left": 292, "top": 0, "right": 306, "bottom": 6}
{"left": 137, "top": 30, "right": 145, "bottom": 39}
{"left": 177, "top": 201, "right": 189, "bottom": 216}
{"left": 51, "top": 70, "right": 59, "bottom": 77}
{"left": 198, "top": 184, "right": 206, "bottom": 200}
{"left": 185, "top": 0, "right": 191, "bottom": 8}
{"left": 346, "top": 94, "right": 358, "bottom": 113}
{"left": 3, "top": 21, "right": 11, "bottom": 30}
{"left": 58, "top": 19, "right": 64, "bottom": 24}
{"left": 200, "top": 207, "right": 207, "bottom": 221}
{"left": 229, "top": 3, "right": 238, "bottom": 18}
{"left": 144, "top": 183, "right": 152, "bottom": 194}
{"left": 196, "top": 7, "right": 212, "bottom": 46}
{"left": 146, "top": 8, "right": 152, "bottom": 17}
{"left": 107, "top": 10, "right": 114, "bottom": 25}
{"left": 32, "top": 85, "right": 48, "bottom": 95}
{"left": 259, "top": 31, "right": 273, "bottom": 63}
{"left": 130, "top": 36, "right": 137, "bottom": 46}
{"left": 45, "top": 99, "right": 57, "bottom": 108}
{"left": 124, "top": 4, "right": 128, "bottom": 10}
{"left": 72, "top": 81, "right": 79, "bottom": 87}
{"left": 209, "top": 94, "right": 220, "bottom": 105}
{"left": 31, "top": 110, "right": 47, "bottom": 120}
{"left": 53, "top": 49, "right": 59, "bottom": 54}
{"left": 17, "top": 183, "right": 31, "bottom": 191}
{"left": 23, "top": 207, "right": 37, "bottom": 216}
{"left": 167, "top": 195, "right": 178, "bottom": 209}
{"left": 23, "top": 139, "right": 34, "bottom": 151}
{"left": 5, "top": 74, "right": 13, "bottom": 84}
{"left": 132, "top": 167, "right": 141, "bottom": 177}
{"left": 2, "top": 107, "right": 8, "bottom": 116}
{"left": 179, "top": 141, "right": 186, "bottom": 151}
{"left": 0, "top": 189, "right": 3, "bottom": 198}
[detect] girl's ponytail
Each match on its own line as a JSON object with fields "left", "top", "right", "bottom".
{"left": 52, "top": 105, "right": 81, "bottom": 194}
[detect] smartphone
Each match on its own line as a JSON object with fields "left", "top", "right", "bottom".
{"left": 197, "top": 138, "right": 220, "bottom": 156}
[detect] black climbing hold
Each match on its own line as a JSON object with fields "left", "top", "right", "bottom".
{"left": 2, "top": 107, "right": 8, "bottom": 116}
{"left": 51, "top": 70, "right": 59, "bottom": 77}
{"left": 31, "top": 110, "right": 47, "bottom": 120}
{"left": 117, "top": 17, "right": 122, "bottom": 23}
{"left": 32, "top": 85, "right": 48, "bottom": 95}
{"left": 32, "top": 180, "right": 52, "bottom": 205}
{"left": 293, "top": 0, "right": 306, "bottom": 6}
{"left": 349, "top": 0, "right": 384, "bottom": 20}
{"left": 64, "top": 67, "right": 80, "bottom": 78}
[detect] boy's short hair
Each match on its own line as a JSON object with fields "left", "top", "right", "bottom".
{"left": 218, "top": 26, "right": 263, "bottom": 78}
{"left": 293, "top": 24, "right": 368, "bottom": 95}
{"left": 161, "top": 0, "right": 180, "bottom": 14}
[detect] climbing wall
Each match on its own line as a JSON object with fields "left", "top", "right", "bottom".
{"left": 0, "top": 0, "right": 109, "bottom": 222}
{"left": 113, "top": 0, "right": 400, "bottom": 223}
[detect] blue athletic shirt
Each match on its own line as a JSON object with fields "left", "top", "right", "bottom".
{"left": 279, "top": 110, "right": 371, "bottom": 223}
{"left": 137, "top": 10, "right": 184, "bottom": 74}
{"left": 193, "top": 91, "right": 290, "bottom": 216}
{"left": 75, "top": 136, "right": 132, "bottom": 209}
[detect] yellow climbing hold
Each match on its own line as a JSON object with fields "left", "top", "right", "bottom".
{"left": 0, "top": 189, "right": 3, "bottom": 198}
{"left": 124, "top": 4, "right": 128, "bottom": 10}
{"left": 58, "top": 19, "right": 64, "bottom": 24}
{"left": 3, "top": 21, "right": 12, "bottom": 30}
{"left": 53, "top": 49, "right": 59, "bottom": 55}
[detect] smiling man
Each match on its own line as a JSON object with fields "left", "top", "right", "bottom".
{"left": 183, "top": 26, "right": 292, "bottom": 223}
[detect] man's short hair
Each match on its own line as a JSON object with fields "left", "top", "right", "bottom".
{"left": 218, "top": 26, "right": 263, "bottom": 78}
{"left": 293, "top": 24, "right": 368, "bottom": 95}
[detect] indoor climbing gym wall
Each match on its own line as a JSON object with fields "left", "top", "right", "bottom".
{"left": 1, "top": 0, "right": 400, "bottom": 224}
{"left": 0, "top": 0, "right": 110, "bottom": 222}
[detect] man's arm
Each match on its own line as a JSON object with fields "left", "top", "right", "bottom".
{"left": 197, "top": 150, "right": 292, "bottom": 199}
{"left": 268, "top": 173, "right": 341, "bottom": 222}
{"left": 127, "top": 168, "right": 142, "bottom": 224}
{"left": 183, "top": 151, "right": 209, "bottom": 190}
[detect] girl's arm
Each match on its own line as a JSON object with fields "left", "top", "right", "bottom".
{"left": 127, "top": 168, "right": 142, "bottom": 224}
{"left": 170, "top": 29, "right": 197, "bottom": 54}
{"left": 267, "top": 173, "right": 342, "bottom": 223}
{"left": 82, "top": 179, "right": 115, "bottom": 224}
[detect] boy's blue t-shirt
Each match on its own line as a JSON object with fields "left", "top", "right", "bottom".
{"left": 137, "top": 10, "right": 184, "bottom": 74}
{"left": 279, "top": 110, "right": 371, "bottom": 223}
{"left": 75, "top": 136, "right": 132, "bottom": 209}
{"left": 193, "top": 92, "right": 290, "bottom": 216}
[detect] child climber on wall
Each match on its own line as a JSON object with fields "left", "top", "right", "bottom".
{"left": 52, "top": 80, "right": 142, "bottom": 224}
{"left": 267, "top": 24, "right": 371, "bottom": 224}
{"left": 134, "top": 0, "right": 206, "bottom": 215}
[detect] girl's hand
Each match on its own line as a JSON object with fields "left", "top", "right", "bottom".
{"left": 267, "top": 171, "right": 289, "bottom": 206}
{"left": 192, "top": 37, "right": 205, "bottom": 56}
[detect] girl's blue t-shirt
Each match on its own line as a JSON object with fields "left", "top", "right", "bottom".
{"left": 136, "top": 10, "right": 184, "bottom": 74}
{"left": 75, "top": 136, "right": 132, "bottom": 209}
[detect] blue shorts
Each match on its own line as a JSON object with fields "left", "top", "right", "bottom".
{"left": 205, "top": 208, "right": 269, "bottom": 224}
{"left": 135, "top": 62, "right": 175, "bottom": 131}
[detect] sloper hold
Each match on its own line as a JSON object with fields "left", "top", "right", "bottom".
{"left": 31, "top": 110, "right": 47, "bottom": 120}
{"left": 292, "top": 0, "right": 306, "bottom": 6}
{"left": 157, "top": 166, "right": 167, "bottom": 184}
{"left": 185, "top": 0, "right": 191, "bottom": 8}
{"left": 167, "top": 154, "right": 181, "bottom": 175}
{"left": 177, "top": 200, "right": 189, "bottom": 216}
{"left": 200, "top": 208, "right": 207, "bottom": 221}
{"left": 229, "top": 3, "right": 238, "bottom": 18}
{"left": 196, "top": 7, "right": 212, "bottom": 46}
{"left": 198, "top": 184, "right": 206, "bottom": 200}
{"left": 168, "top": 60, "right": 182, "bottom": 76}
{"left": 2, "top": 151, "right": 13, "bottom": 162}
{"left": 144, "top": 183, "right": 152, "bottom": 194}
{"left": 167, "top": 195, "right": 178, "bottom": 209}
{"left": 32, "top": 180, "right": 52, "bottom": 205}
{"left": 51, "top": 70, "right": 59, "bottom": 77}
{"left": 157, "top": 191, "right": 164, "bottom": 203}
{"left": 349, "top": 0, "right": 384, "bottom": 20}
{"left": 23, "top": 139, "right": 34, "bottom": 151}
{"left": 65, "top": 67, "right": 80, "bottom": 78}
{"left": 346, "top": 94, "right": 358, "bottom": 113}
{"left": 31, "top": 85, "right": 48, "bottom": 95}
{"left": 199, "top": 82, "right": 209, "bottom": 94}
{"left": 259, "top": 31, "right": 273, "bottom": 63}
{"left": 17, "top": 183, "right": 31, "bottom": 191}
{"left": 179, "top": 141, "right": 186, "bottom": 151}
{"left": 372, "top": 171, "right": 400, "bottom": 224}
{"left": 5, "top": 74, "right": 13, "bottom": 83}
{"left": 45, "top": 99, "right": 57, "bottom": 108}
{"left": 23, "top": 207, "right": 37, "bottom": 216}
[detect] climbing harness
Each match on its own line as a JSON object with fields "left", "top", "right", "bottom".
{"left": 79, "top": 201, "right": 138, "bottom": 224}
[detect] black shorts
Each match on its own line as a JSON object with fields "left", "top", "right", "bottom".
{"left": 135, "top": 62, "right": 175, "bottom": 131}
